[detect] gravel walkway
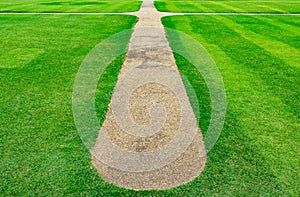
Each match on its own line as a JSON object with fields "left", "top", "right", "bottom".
{"left": 91, "top": 0, "right": 206, "bottom": 190}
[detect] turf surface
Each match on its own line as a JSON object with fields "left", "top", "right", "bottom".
{"left": 0, "top": 14, "right": 139, "bottom": 196}
{"left": 0, "top": 0, "right": 142, "bottom": 12}
{"left": 155, "top": 0, "right": 300, "bottom": 13}
{"left": 1, "top": 0, "right": 299, "bottom": 196}
{"left": 162, "top": 15, "right": 299, "bottom": 196}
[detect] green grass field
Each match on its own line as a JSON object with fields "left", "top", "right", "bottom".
{"left": 0, "top": 14, "right": 140, "bottom": 196}
{"left": 0, "top": 0, "right": 142, "bottom": 12}
{"left": 155, "top": 0, "right": 300, "bottom": 13}
{"left": 162, "top": 15, "right": 299, "bottom": 196}
{"left": 1, "top": 0, "right": 299, "bottom": 196}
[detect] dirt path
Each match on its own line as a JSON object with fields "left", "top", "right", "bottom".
{"left": 91, "top": 0, "right": 206, "bottom": 190}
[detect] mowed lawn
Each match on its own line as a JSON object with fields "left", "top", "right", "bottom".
{"left": 0, "top": 0, "right": 141, "bottom": 12}
{"left": 1, "top": 1, "right": 299, "bottom": 197}
{"left": 0, "top": 14, "right": 141, "bottom": 196}
{"left": 155, "top": 0, "right": 300, "bottom": 13}
{"left": 162, "top": 15, "right": 299, "bottom": 196}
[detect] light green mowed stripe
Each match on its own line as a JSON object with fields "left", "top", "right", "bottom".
{"left": 211, "top": 1, "right": 287, "bottom": 13}
{"left": 210, "top": 1, "right": 300, "bottom": 32}
{"left": 155, "top": 0, "right": 300, "bottom": 13}
{"left": 185, "top": 4, "right": 300, "bottom": 67}
{"left": 213, "top": 15, "right": 300, "bottom": 68}
{"left": 0, "top": 48, "right": 44, "bottom": 68}
{"left": 255, "top": 16, "right": 300, "bottom": 34}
